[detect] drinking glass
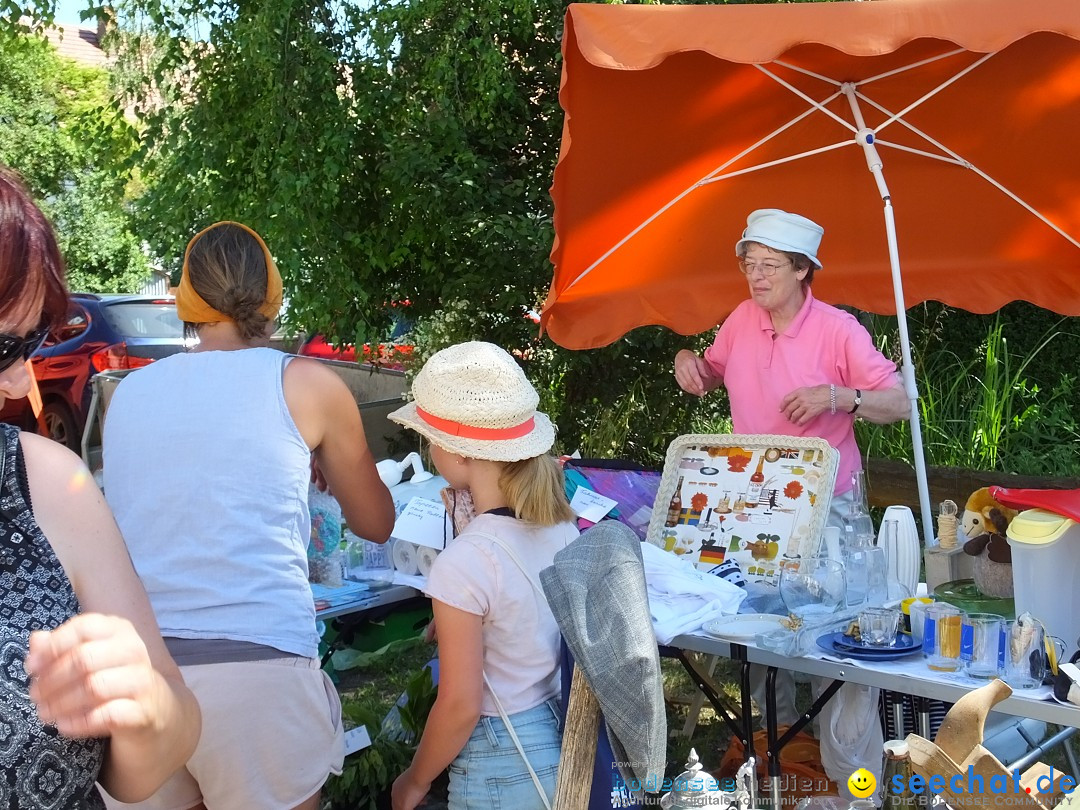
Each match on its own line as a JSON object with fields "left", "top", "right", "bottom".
{"left": 779, "top": 556, "right": 846, "bottom": 619}
{"left": 1002, "top": 619, "right": 1062, "bottom": 689}
{"left": 844, "top": 544, "right": 889, "bottom": 608}
{"left": 343, "top": 531, "right": 365, "bottom": 580}
{"left": 859, "top": 606, "right": 901, "bottom": 646}
{"left": 923, "top": 603, "right": 964, "bottom": 672}
{"left": 961, "top": 613, "right": 1006, "bottom": 679}
{"left": 904, "top": 597, "right": 934, "bottom": 641}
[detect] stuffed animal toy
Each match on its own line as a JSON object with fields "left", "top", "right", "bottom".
{"left": 962, "top": 487, "right": 1019, "bottom": 598}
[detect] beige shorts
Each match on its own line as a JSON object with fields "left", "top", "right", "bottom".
{"left": 103, "top": 656, "right": 344, "bottom": 810}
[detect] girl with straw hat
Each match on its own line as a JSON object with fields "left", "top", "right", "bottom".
{"left": 389, "top": 341, "right": 578, "bottom": 810}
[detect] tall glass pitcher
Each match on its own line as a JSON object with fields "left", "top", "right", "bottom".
{"left": 842, "top": 470, "right": 875, "bottom": 549}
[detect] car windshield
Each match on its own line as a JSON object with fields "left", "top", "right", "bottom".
{"left": 101, "top": 302, "right": 184, "bottom": 339}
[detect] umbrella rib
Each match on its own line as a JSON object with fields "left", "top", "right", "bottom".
{"left": 866, "top": 106, "right": 1080, "bottom": 250}
{"left": 756, "top": 64, "right": 855, "bottom": 134}
{"left": 563, "top": 96, "right": 837, "bottom": 293}
{"left": 873, "top": 140, "right": 967, "bottom": 167}
{"left": 700, "top": 141, "right": 852, "bottom": 185}
{"left": 857, "top": 48, "right": 970, "bottom": 87}
{"left": 770, "top": 59, "right": 841, "bottom": 88}
{"left": 867, "top": 52, "right": 996, "bottom": 135}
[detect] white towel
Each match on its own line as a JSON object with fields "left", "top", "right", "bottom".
{"left": 640, "top": 542, "right": 747, "bottom": 643}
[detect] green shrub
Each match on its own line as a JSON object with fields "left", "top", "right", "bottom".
{"left": 323, "top": 659, "right": 438, "bottom": 810}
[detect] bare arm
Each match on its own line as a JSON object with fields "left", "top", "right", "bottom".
{"left": 848, "top": 381, "right": 909, "bottom": 424}
{"left": 284, "top": 357, "right": 395, "bottom": 542}
{"left": 392, "top": 600, "right": 483, "bottom": 810}
{"left": 20, "top": 433, "right": 200, "bottom": 803}
{"left": 674, "top": 349, "right": 723, "bottom": 397}
{"left": 779, "top": 380, "right": 910, "bottom": 427}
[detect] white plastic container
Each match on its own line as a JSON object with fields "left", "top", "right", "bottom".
{"left": 352, "top": 453, "right": 449, "bottom": 582}
{"left": 1006, "top": 508, "right": 1080, "bottom": 654}
{"left": 376, "top": 453, "right": 448, "bottom": 515}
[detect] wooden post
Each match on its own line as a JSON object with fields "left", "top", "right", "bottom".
{"left": 553, "top": 667, "right": 602, "bottom": 810}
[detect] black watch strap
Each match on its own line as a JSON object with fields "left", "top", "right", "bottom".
{"left": 849, "top": 388, "right": 862, "bottom": 414}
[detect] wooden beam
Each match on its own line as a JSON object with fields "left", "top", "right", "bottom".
{"left": 553, "top": 667, "right": 601, "bottom": 810}
{"left": 865, "top": 458, "right": 1080, "bottom": 512}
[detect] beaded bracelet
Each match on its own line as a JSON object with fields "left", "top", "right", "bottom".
{"left": 829, "top": 384, "right": 837, "bottom": 415}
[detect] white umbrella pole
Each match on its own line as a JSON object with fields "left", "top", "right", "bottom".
{"left": 882, "top": 203, "right": 936, "bottom": 548}
{"left": 844, "top": 85, "right": 936, "bottom": 548}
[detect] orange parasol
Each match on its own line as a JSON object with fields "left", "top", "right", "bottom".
{"left": 542, "top": 0, "right": 1080, "bottom": 543}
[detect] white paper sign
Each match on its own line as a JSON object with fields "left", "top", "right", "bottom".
{"left": 343, "top": 725, "right": 372, "bottom": 755}
{"left": 569, "top": 488, "right": 618, "bottom": 523}
{"left": 391, "top": 497, "right": 451, "bottom": 550}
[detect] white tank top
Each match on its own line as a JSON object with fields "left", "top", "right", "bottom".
{"left": 103, "top": 348, "right": 318, "bottom": 658}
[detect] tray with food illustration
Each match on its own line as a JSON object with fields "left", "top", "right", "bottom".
{"left": 646, "top": 434, "right": 838, "bottom": 583}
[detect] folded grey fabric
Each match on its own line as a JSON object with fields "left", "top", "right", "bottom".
{"left": 540, "top": 521, "right": 666, "bottom": 786}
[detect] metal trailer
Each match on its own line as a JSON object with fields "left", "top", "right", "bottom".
{"left": 81, "top": 358, "right": 412, "bottom": 482}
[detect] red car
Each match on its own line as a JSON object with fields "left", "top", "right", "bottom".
{"left": 0, "top": 294, "right": 188, "bottom": 450}
{"left": 298, "top": 334, "right": 413, "bottom": 368}
{"left": 298, "top": 309, "right": 414, "bottom": 369}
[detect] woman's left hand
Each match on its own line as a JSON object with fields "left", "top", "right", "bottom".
{"left": 779, "top": 385, "right": 832, "bottom": 426}
{"left": 392, "top": 769, "right": 431, "bottom": 810}
{"left": 26, "top": 613, "right": 167, "bottom": 740}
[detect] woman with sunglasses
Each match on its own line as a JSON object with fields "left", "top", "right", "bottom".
{"left": 102, "top": 221, "right": 396, "bottom": 810}
{"left": 0, "top": 166, "right": 200, "bottom": 807}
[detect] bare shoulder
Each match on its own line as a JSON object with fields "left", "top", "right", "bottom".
{"left": 282, "top": 356, "right": 362, "bottom": 447}
{"left": 283, "top": 356, "right": 353, "bottom": 399}
{"left": 18, "top": 433, "right": 123, "bottom": 594}
{"left": 18, "top": 432, "right": 94, "bottom": 503}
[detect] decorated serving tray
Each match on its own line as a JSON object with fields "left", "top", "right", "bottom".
{"left": 646, "top": 434, "right": 839, "bottom": 584}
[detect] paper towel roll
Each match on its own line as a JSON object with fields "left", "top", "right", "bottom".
{"left": 392, "top": 540, "right": 419, "bottom": 575}
{"left": 416, "top": 546, "right": 439, "bottom": 577}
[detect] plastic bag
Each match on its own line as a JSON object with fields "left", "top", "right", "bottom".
{"left": 308, "top": 484, "right": 343, "bottom": 585}
{"left": 717, "top": 727, "right": 837, "bottom": 800}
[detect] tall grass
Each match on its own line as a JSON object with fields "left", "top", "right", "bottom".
{"left": 857, "top": 313, "right": 1080, "bottom": 476}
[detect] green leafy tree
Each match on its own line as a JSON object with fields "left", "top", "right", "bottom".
{"left": 0, "top": 30, "right": 151, "bottom": 292}
{"left": 92, "top": 0, "right": 710, "bottom": 460}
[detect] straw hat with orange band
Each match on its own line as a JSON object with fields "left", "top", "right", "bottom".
{"left": 388, "top": 341, "right": 555, "bottom": 463}
{"left": 175, "top": 221, "right": 283, "bottom": 324}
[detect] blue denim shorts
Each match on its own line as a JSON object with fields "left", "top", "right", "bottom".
{"left": 448, "top": 698, "right": 562, "bottom": 810}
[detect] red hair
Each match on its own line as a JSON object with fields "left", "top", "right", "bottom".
{"left": 0, "top": 166, "right": 69, "bottom": 329}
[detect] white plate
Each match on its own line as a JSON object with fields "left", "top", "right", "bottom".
{"left": 701, "top": 613, "right": 786, "bottom": 641}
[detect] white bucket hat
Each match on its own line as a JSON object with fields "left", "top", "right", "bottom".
{"left": 388, "top": 341, "right": 555, "bottom": 462}
{"left": 735, "top": 208, "right": 824, "bottom": 269}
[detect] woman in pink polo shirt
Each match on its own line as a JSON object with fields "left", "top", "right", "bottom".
{"left": 674, "top": 207, "right": 908, "bottom": 521}
{"left": 673, "top": 208, "right": 909, "bottom": 794}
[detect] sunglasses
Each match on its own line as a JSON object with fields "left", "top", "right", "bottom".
{"left": 0, "top": 326, "right": 50, "bottom": 373}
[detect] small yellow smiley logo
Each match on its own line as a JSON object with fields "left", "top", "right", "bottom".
{"left": 847, "top": 768, "right": 877, "bottom": 798}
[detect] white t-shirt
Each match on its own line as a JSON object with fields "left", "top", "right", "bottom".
{"left": 424, "top": 513, "right": 578, "bottom": 716}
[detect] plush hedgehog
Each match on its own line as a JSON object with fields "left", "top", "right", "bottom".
{"left": 962, "top": 487, "right": 1019, "bottom": 598}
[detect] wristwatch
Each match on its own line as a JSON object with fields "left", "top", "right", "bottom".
{"left": 849, "top": 389, "right": 862, "bottom": 414}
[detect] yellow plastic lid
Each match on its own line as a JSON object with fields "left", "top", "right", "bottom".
{"left": 1006, "top": 508, "right": 1076, "bottom": 545}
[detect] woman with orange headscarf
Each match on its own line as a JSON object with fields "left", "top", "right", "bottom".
{"left": 103, "top": 222, "right": 395, "bottom": 810}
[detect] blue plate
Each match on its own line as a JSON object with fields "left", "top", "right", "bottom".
{"left": 834, "top": 632, "right": 915, "bottom": 652}
{"left": 816, "top": 632, "right": 922, "bottom": 661}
